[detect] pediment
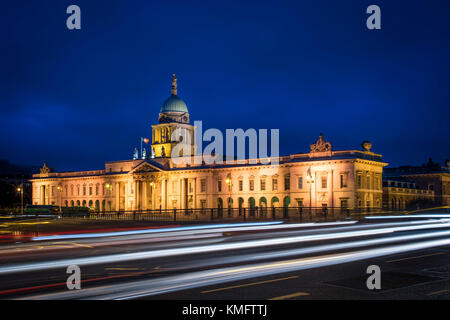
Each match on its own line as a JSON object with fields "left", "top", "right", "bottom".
{"left": 130, "top": 161, "right": 163, "bottom": 174}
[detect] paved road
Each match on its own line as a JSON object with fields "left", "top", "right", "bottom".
{"left": 0, "top": 213, "right": 449, "bottom": 300}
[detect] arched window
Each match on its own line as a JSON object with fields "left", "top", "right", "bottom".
{"left": 248, "top": 197, "right": 255, "bottom": 208}
{"left": 271, "top": 196, "right": 279, "bottom": 207}
{"left": 217, "top": 198, "right": 223, "bottom": 208}
{"left": 283, "top": 196, "right": 291, "bottom": 207}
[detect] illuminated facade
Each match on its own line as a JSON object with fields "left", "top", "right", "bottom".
{"left": 30, "top": 76, "right": 388, "bottom": 212}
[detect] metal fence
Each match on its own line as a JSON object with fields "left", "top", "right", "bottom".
{"left": 56, "top": 206, "right": 420, "bottom": 223}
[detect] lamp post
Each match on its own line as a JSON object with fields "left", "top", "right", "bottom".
{"left": 57, "top": 185, "right": 63, "bottom": 213}
{"left": 16, "top": 185, "right": 23, "bottom": 215}
{"left": 306, "top": 168, "right": 314, "bottom": 217}
{"left": 226, "top": 176, "right": 232, "bottom": 216}
{"left": 106, "top": 183, "right": 112, "bottom": 212}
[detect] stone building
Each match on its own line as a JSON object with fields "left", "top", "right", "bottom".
{"left": 30, "top": 75, "right": 387, "bottom": 213}
{"left": 384, "top": 159, "right": 450, "bottom": 206}
{"left": 382, "top": 179, "right": 435, "bottom": 209}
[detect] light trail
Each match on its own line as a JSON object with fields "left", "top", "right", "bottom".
{"left": 0, "top": 219, "right": 439, "bottom": 256}
{"left": 176, "top": 229, "right": 450, "bottom": 269}
{"left": 365, "top": 214, "right": 450, "bottom": 220}
{"left": 30, "top": 220, "right": 357, "bottom": 242}
{"left": 22, "top": 237, "right": 450, "bottom": 300}
{"left": 2, "top": 220, "right": 450, "bottom": 276}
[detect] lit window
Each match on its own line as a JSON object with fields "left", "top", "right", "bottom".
{"left": 201, "top": 179, "right": 206, "bottom": 192}
{"left": 340, "top": 174, "right": 347, "bottom": 188}
{"left": 321, "top": 176, "right": 327, "bottom": 189}
{"left": 298, "top": 177, "right": 303, "bottom": 189}
{"left": 272, "top": 178, "right": 278, "bottom": 191}
{"left": 284, "top": 176, "right": 290, "bottom": 190}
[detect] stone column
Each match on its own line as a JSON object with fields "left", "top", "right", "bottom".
{"left": 142, "top": 181, "right": 147, "bottom": 211}
{"left": 133, "top": 180, "right": 138, "bottom": 211}
{"left": 115, "top": 182, "right": 120, "bottom": 211}
{"left": 180, "top": 178, "right": 185, "bottom": 210}
{"left": 161, "top": 179, "right": 166, "bottom": 210}
{"left": 193, "top": 177, "right": 197, "bottom": 209}
{"left": 328, "top": 170, "right": 333, "bottom": 208}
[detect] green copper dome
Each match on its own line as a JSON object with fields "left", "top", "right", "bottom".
{"left": 160, "top": 95, "right": 188, "bottom": 113}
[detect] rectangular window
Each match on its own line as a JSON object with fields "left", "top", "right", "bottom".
{"left": 249, "top": 180, "right": 254, "bottom": 191}
{"left": 260, "top": 179, "right": 266, "bottom": 191}
{"left": 201, "top": 179, "right": 206, "bottom": 192}
{"left": 89, "top": 186, "right": 92, "bottom": 196}
{"left": 298, "top": 177, "right": 303, "bottom": 189}
{"left": 321, "top": 176, "right": 327, "bottom": 189}
{"left": 272, "top": 178, "right": 278, "bottom": 191}
{"left": 218, "top": 180, "right": 222, "bottom": 192}
{"left": 340, "top": 174, "right": 348, "bottom": 188}
{"left": 297, "top": 200, "right": 303, "bottom": 207}
{"left": 200, "top": 200, "right": 206, "bottom": 209}
{"left": 366, "top": 176, "right": 371, "bottom": 189}
{"left": 357, "top": 175, "right": 362, "bottom": 188}
{"left": 239, "top": 180, "right": 243, "bottom": 191}
{"left": 95, "top": 185, "right": 98, "bottom": 195}
{"left": 284, "top": 176, "right": 290, "bottom": 190}
{"left": 83, "top": 186, "right": 86, "bottom": 196}
{"left": 340, "top": 199, "right": 348, "bottom": 209}
{"left": 51, "top": 186, "right": 55, "bottom": 196}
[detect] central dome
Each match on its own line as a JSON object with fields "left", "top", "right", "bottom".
{"left": 160, "top": 95, "right": 188, "bottom": 113}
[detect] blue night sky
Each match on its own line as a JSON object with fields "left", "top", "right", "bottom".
{"left": 1, "top": 0, "right": 449, "bottom": 172}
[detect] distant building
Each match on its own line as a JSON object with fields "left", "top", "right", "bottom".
{"left": 30, "top": 75, "right": 387, "bottom": 213}
{"left": 382, "top": 179, "right": 435, "bottom": 209}
{"left": 384, "top": 158, "right": 450, "bottom": 206}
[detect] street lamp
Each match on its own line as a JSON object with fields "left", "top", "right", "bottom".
{"left": 17, "top": 185, "right": 23, "bottom": 215}
{"left": 57, "top": 185, "right": 63, "bottom": 213}
{"left": 306, "top": 168, "right": 314, "bottom": 214}
{"left": 226, "top": 175, "right": 233, "bottom": 216}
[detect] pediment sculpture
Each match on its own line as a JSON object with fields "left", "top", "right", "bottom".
{"left": 40, "top": 162, "right": 51, "bottom": 174}
{"left": 310, "top": 134, "right": 332, "bottom": 152}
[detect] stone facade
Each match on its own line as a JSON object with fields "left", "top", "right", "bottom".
{"left": 30, "top": 147, "right": 387, "bottom": 212}
{"left": 382, "top": 179, "right": 435, "bottom": 209}
{"left": 384, "top": 159, "right": 450, "bottom": 206}
{"left": 30, "top": 76, "right": 388, "bottom": 212}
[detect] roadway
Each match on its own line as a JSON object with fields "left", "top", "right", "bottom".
{"left": 0, "top": 213, "right": 449, "bottom": 300}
